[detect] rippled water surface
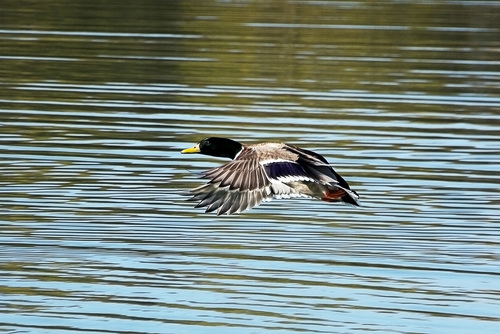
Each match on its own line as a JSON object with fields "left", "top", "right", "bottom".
{"left": 1, "top": 1, "right": 500, "bottom": 333}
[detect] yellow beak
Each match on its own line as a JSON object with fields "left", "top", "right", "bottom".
{"left": 181, "top": 144, "right": 200, "bottom": 154}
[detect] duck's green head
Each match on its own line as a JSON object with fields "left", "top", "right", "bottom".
{"left": 181, "top": 137, "right": 243, "bottom": 159}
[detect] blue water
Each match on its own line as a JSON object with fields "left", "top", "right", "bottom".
{"left": 1, "top": 1, "right": 500, "bottom": 333}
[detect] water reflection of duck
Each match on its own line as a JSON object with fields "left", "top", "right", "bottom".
{"left": 181, "top": 137, "right": 360, "bottom": 215}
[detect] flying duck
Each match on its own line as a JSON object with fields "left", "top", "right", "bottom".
{"left": 181, "top": 137, "right": 359, "bottom": 215}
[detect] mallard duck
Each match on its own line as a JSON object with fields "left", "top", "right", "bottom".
{"left": 181, "top": 137, "right": 359, "bottom": 215}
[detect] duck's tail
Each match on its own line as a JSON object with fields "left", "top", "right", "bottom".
{"left": 322, "top": 186, "right": 360, "bottom": 207}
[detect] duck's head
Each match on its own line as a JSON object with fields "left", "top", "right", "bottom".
{"left": 181, "top": 137, "right": 243, "bottom": 159}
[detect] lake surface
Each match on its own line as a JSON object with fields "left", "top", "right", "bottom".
{"left": 1, "top": 1, "right": 500, "bottom": 333}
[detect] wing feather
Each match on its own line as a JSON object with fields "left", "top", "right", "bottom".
{"left": 186, "top": 147, "right": 275, "bottom": 215}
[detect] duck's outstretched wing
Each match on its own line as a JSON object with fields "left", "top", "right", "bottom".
{"left": 186, "top": 157, "right": 273, "bottom": 215}
{"left": 186, "top": 147, "right": 312, "bottom": 215}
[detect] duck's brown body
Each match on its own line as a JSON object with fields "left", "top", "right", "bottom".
{"left": 182, "top": 138, "right": 359, "bottom": 215}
